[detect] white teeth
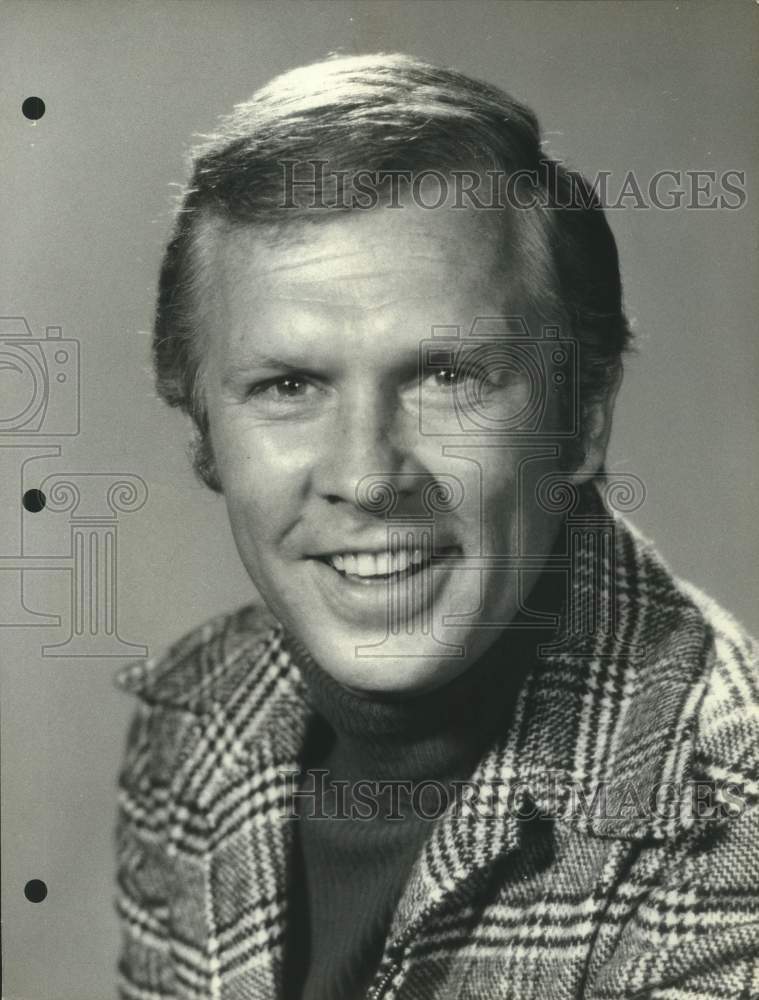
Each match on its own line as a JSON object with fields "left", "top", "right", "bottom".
{"left": 374, "top": 552, "right": 390, "bottom": 575}
{"left": 342, "top": 553, "right": 358, "bottom": 576}
{"left": 328, "top": 548, "right": 420, "bottom": 577}
{"left": 391, "top": 549, "right": 411, "bottom": 574}
{"left": 356, "top": 553, "right": 375, "bottom": 577}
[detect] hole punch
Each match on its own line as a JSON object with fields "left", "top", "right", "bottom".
{"left": 22, "top": 97, "right": 45, "bottom": 121}
{"left": 22, "top": 488, "right": 46, "bottom": 513}
{"left": 24, "top": 879, "right": 47, "bottom": 903}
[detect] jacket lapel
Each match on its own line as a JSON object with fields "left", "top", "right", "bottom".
{"left": 166, "top": 627, "right": 311, "bottom": 998}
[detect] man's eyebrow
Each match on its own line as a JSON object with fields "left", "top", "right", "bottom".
{"left": 220, "top": 348, "right": 429, "bottom": 387}
{"left": 220, "top": 354, "right": 309, "bottom": 384}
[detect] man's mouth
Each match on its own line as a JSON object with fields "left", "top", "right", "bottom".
{"left": 321, "top": 548, "right": 425, "bottom": 584}
{"left": 315, "top": 546, "right": 458, "bottom": 585}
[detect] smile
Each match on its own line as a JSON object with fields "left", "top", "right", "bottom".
{"left": 324, "top": 548, "right": 427, "bottom": 583}
{"left": 307, "top": 540, "right": 462, "bottom": 625}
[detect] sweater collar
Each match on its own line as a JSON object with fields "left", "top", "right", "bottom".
{"left": 283, "top": 620, "right": 543, "bottom": 786}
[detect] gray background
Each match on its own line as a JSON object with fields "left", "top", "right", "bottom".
{"left": 1, "top": 1, "right": 757, "bottom": 997}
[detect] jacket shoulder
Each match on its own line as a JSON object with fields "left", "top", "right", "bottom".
{"left": 620, "top": 518, "right": 757, "bottom": 670}
{"left": 608, "top": 519, "right": 758, "bottom": 800}
{"left": 114, "top": 602, "right": 281, "bottom": 715}
{"left": 678, "top": 579, "right": 759, "bottom": 793}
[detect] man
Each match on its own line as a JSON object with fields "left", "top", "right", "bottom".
{"left": 115, "top": 54, "right": 758, "bottom": 1000}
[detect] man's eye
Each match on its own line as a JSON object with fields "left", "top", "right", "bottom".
{"left": 427, "top": 368, "right": 458, "bottom": 389}
{"left": 248, "top": 376, "right": 312, "bottom": 400}
{"left": 423, "top": 366, "right": 515, "bottom": 391}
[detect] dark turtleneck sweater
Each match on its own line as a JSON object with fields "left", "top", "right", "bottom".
{"left": 281, "top": 574, "right": 562, "bottom": 1000}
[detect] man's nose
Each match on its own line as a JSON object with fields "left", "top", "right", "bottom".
{"left": 313, "top": 389, "right": 416, "bottom": 509}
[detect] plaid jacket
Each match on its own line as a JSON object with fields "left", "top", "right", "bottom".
{"left": 114, "top": 514, "right": 759, "bottom": 1000}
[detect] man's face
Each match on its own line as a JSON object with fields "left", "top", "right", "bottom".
{"left": 202, "top": 202, "right": 575, "bottom": 696}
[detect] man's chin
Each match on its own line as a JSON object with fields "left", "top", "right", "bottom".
{"left": 256, "top": 559, "right": 491, "bottom": 694}
{"left": 293, "top": 625, "right": 476, "bottom": 699}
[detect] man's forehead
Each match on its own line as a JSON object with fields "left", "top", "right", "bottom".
{"left": 205, "top": 205, "right": 513, "bottom": 308}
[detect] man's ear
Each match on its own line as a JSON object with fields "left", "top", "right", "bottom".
{"left": 569, "top": 366, "right": 623, "bottom": 485}
{"left": 190, "top": 424, "right": 224, "bottom": 494}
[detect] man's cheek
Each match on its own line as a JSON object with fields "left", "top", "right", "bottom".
{"left": 228, "top": 484, "right": 280, "bottom": 537}
{"left": 475, "top": 469, "right": 519, "bottom": 553}
{"left": 214, "top": 425, "right": 266, "bottom": 494}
